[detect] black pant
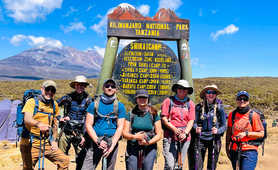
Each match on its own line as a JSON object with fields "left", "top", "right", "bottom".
{"left": 188, "top": 137, "right": 222, "bottom": 170}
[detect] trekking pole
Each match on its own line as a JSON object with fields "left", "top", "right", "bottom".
{"left": 177, "top": 141, "right": 182, "bottom": 170}
{"left": 235, "top": 137, "right": 241, "bottom": 170}
{"left": 41, "top": 134, "right": 46, "bottom": 170}
{"left": 195, "top": 122, "right": 202, "bottom": 170}
{"left": 38, "top": 133, "right": 42, "bottom": 170}
{"left": 138, "top": 147, "right": 143, "bottom": 170}
{"left": 102, "top": 136, "right": 112, "bottom": 170}
{"left": 211, "top": 122, "right": 216, "bottom": 170}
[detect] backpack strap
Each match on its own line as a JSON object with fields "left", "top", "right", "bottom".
{"left": 167, "top": 96, "right": 190, "bottom": 122}
{"left": 231, "top": 109, "right": 237, "bottom": 126}
{"left": 94, "top": 97, "right": 118, "bottom": 119}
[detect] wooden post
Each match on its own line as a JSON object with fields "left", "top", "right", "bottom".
{"left": 177, "top": 38, "right": 195, "bottom": 101}
{"left": 96, "top": 37, "right": 119, "bottom": 95}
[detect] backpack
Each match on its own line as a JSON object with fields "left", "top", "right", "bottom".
{"left": 16, "top": 89, "right": 56, "bottom": 144}
{"left": 231, "top": 109, "right": 267, "bottom": 155}
{"left": 163, "top": 96, "right": 190, "bottom": 126}
{"left": 16, "top": 89, "right": 41, "bottom": 142}
{"left": 129, "top": 106, "right": 157, "bottom": 141}
{"left": 94, "top": 96, "right": 119, "bottom": 120}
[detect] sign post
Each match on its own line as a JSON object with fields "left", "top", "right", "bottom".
{"left": 96, "top": 4, "right": 194, "bottom": 102}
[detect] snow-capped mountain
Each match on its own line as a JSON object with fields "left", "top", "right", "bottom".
{"left": 0, "top": 46, "right": 103, "bottom": 80}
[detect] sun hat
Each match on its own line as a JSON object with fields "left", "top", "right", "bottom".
{"left": 200, "top": 84, "right": 221, "bottom": 98}
{"left": 135, "top": 89, "right": 149, "bottom": 98}
{"left": 42, "top": 80, "right": 57, "bottom": 90}
{"left": 171, "top": 79, "right": 193, "bottom": 94}
{"left": 69, "top": 75, "right": 90, "bottom": 88}
{"left": 236, "top": 91, "right": 249, "bottom": 99}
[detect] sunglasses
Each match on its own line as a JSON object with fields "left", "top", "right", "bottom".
{"left": 206, "top": 90, "right": 217, "bottom": 94}
{"left": 45, "top": 86, "right": 56, "bottom": 94}
{"left": 237, "top": 96, "right": 249, "bottom": 101}
{"left": 104, "top": 84, "right": 116, "bottom": 89}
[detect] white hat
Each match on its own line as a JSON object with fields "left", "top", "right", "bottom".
{"left": 42, "top": 80, "right": 57, "bottom": 89}
{"left": 69, "top": 75, "right": 90, "bottom": 88}
{"left": 200, "top": 84, "right": 221, "bottom": 98}
{"left": 171, "top": 79, "right": 193, "bottom": 94}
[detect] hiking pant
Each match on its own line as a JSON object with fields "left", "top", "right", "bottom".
{"left": 20, "top": 143, "right": 33, "bottom": 170}
{"left": 230, "top": 150, "right": 258, "bottom": 170}
{"left": 163, "top": 138, "right": 190, "bottom": 170}
{"left": 187, "top": 135, "right": 196, "bottom": 170}
{"left": 58, "top": 132, "right": 86, "bottom": 170}
{"left": 125, "top": 143, "right": 157, "bottom": 170}
{"left": 81, "top": 140, "right": 119, "bottom": 170}
{"left": 31, "top": 143, "right": 69, "bottom": 170}
{"left": 198, "top": 139, "right": 222, "bottom": 170}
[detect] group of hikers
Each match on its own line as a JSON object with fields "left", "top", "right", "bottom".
{"left": 19, "top": 75, "right": 265, "bottom": 170}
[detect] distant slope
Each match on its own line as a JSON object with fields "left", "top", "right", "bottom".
{"left": 0, "top": 46, "right": 103, "bottom": 80}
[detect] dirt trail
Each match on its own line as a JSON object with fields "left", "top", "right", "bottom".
{"left": 1, "top": 126, "right": 277, "bottom": 170}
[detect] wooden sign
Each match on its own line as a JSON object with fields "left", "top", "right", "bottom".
{"left": 113, "top": 39, "right": 180, "bottom": 104}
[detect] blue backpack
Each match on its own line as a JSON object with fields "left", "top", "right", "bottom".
{"left": 16, "top": 89, "right": 41, "bottom": 143}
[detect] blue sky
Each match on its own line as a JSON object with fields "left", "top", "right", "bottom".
{"left": 0, "top": 0, "right": 277, "bottom": 78}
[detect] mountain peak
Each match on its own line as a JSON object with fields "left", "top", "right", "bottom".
{"left": 0, "top": 46, "right": 103, "bottom": 80}
{"left": 108, "top": 3, "right": 144, "bottom": 20}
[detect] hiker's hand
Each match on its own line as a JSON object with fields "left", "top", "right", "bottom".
{"left": 212, "top": 127, "right": 218, "bottom": 134}
{"left": 175, "top": 128, "right": 183, "bottom": 135}
{"left": 79, "top": 136, "right": 85, "bottom": 147}
{"left": 134, "top": 131, "right": 145, "bottom": 141}
{"left": 37, "top": 122, "right": 50, "bottom": 133}
{"left": 51, "top": 141, "right": 58, "bottom": 151}
{"left": 98, "top": 140, "right": 108, "bottom": 150}
{"left": 236, "top": 132, "right": 246, "bottom": 139}
{"left": 196, "top": 127, "right": 202, "bottom": 134}
{"left": 178, "top": 132, "right": 187, "bottom": 141}
{"left": 138, "top": 139, "right": 148, "bottom": 146}
{"left": 60, "top": 116, "right": 70, "bottom": 122}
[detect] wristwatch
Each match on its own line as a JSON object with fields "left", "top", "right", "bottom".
{"left": 245, "top": 131, "right": 248, "bottom": 137}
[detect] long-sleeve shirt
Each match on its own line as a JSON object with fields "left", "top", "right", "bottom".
{"left": 193, "top": 102, "right": 226, "bottom": 140}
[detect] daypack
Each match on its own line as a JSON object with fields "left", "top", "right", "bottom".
{"left": 16, "top": 89, "right": 56, "bottom": 144}
{"left": 94, "top": 96, "right": 119, "bottom": 120}
{"left": 129, "top": 106, "right": 157, "bottom": 141}
{"left": 231, "top": 109, "right": 267, "bottom": 155}
{"left": 16, "top": 89, "right": 42, "bottom": 142}
{"left": 163, "top": 96, "right": 190, "bottom": 125}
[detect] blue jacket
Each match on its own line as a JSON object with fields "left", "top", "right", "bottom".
{"left": 193, "top": 100, "right": 226, "bottom": 140}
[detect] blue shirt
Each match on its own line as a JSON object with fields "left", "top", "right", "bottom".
{"left": 86, "top": 100, "right": 126, "bottom": 137}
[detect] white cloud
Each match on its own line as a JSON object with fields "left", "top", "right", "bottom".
{"left": 87, "top": 5, "right": 93, "bottom": 12}
{"left": 211, "top": 24, "right": 239, "bottom": 40}
{"left": 63, "top": 6, "right": 78, "bottom": 17}
{"left": 3, "top": 0, "right": 63, "bottom": 23}
{"left": 119, "top": 40, "right": 135, "bottom": 48}
{"left": 199, "top": 8, "right": 203, "bottom": 17}
{"left": 191, "top": 57, "right": 199, "bottom": 66}
{"left": 0, "top": 7, "right": 4, "bottom": 21}
{"left": 90, "top": 7, "right": 115, "bottom": 34}
{"left": 10, "top": 34, "right": 63, "bottom": 48}
{"left": 138, "top": 4, "right": 150, "bottom": 16}
{"left": 158, "top": 0, "right": 182, "bottom": 11}
{"left": 93, "top": 46, "right": 105, "bottom": 57}
{"left": 211, "top": 10, "right": 218, "bottom": 14}
{"left": 61, "top": 22, "right": 86, "bottom": 33}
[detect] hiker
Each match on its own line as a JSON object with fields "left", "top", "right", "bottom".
{"left": 188, "top": 85, "right": 226, "bottom": 170}
{"left": 21, "top": 80, "right": 69, "bottom": 170}
{"left": 226, "top": 91, "right": 264, "bottom": 170}
{"left": 123, "top": 89, "right": 162, "bottom": 170}
{"left": 57, "top": 75, "right": 93, "bottom": 170}
{"left": 81, "top": 79, "right": 126, "bottom": 170}
{"left": 161, "top": 79, "right": 195, "bottom": 170}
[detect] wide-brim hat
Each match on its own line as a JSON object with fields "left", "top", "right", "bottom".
{"left": 70, "top": 75, "right": 90, "bottom": 88}
{"left": 171, "top": 80, "right": 193, "bottom": 95}
{"left": 200, "top": 84, "right": 221, "bottom": 98}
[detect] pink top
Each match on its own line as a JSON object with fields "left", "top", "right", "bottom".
{"left": 161, "top": 97, "right": 195, "bottom": 141}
